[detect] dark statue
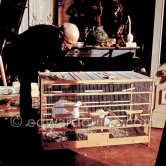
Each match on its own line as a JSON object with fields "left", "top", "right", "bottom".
{"left": 66, "top": 0, "right": 128, "bottom": 46}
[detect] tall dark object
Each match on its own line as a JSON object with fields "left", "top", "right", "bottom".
{"left": 0, "top": 0, "right": 27, "bottom": 50}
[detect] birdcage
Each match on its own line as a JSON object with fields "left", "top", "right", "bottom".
{"left": 38, "top": 71, "right": 154, "bottom": 150}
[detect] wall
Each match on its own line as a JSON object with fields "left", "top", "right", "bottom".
{"left": 19, "top": 0, "right": 54, "bottom": 33}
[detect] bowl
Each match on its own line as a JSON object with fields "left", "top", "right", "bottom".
{"left": 74, "top": 42, "right": 84, "bottom": 48}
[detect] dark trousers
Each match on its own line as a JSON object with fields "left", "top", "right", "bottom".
{"left": 18, "top": 64, "right": 38, "bottom": 125}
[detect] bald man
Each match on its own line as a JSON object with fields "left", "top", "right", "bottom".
{"left": 3, "top": 23, "right": 80, "bottom": 126}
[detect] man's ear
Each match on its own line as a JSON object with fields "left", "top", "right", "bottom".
{"left": 59, "top": 31, "right": 64, "bottom": 39}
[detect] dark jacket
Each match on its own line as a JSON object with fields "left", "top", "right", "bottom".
{"left": 2, "top": 24, "right": 68, "bottom": 124}
{"left": 3, "top": 24, "right": 68, "bottom": 75}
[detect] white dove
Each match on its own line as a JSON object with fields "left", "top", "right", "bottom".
{"left": 72, "top": 101, "right": 82, "bottom": 118}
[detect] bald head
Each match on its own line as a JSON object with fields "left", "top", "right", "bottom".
{"left": 63, "top": 22, "right": 80, "bottom": 43}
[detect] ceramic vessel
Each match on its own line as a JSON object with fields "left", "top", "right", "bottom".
{"left": 126, "top": 15, "right": 134, "bottom": 42}
{"left": 93, "top": 25, "right": 108, "bottom": 43}
{"left": 85, "top": 25, "right": 108, "bottom": 45}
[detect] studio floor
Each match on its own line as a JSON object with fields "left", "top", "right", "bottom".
{"left": 0, "top": 118, "right": 165, "bottom": 166}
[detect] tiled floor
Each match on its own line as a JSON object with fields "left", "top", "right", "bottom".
{"left": 0, "top": 118, "right": 164, "bottom": 166}
{"left": 74, "top": 128, "right": 164, "bottom": 166}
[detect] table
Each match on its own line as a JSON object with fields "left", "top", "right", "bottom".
{"left": 0, "top": 86, "right": 39, "bottom": 117}
{"left": 65, "top": 46, "right": 140, "bottom": 71}
{"left": 66, "top": 46, "right": 140, "bottom": 58}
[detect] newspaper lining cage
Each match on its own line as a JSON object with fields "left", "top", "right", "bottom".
{"left": 38, "top": 71, "right": 154, "bottom": 150}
